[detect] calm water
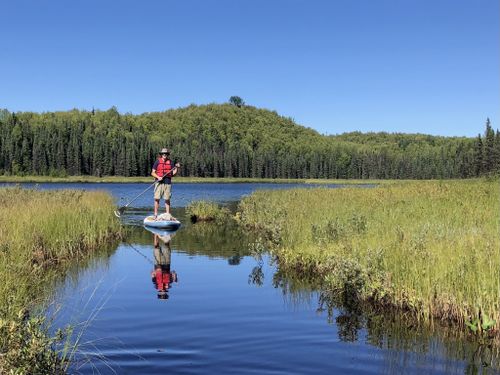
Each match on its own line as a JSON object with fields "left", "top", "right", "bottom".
{"left": 8, "top": 183, "right": 496, "bottom": 374}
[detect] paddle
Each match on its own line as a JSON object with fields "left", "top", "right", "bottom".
{"left": 114, "top": 181, "right": 157, "bottom": 217}
{"left": 114, "top": 161, "right": 181, "bottom": 218}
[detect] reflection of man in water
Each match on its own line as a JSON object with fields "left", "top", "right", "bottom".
{"left": 151, "top": 233, "right": 178, "bottom": 299}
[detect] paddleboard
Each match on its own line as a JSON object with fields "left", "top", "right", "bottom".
{"left": 144, "top": 214, "right": 181, "bottom": 230}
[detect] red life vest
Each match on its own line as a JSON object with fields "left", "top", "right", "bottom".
{"left": 155, "top": 270, "right": 171, "bottom": 291}
{"left": 156, "top": 158, "right": 173, "bottom": 178}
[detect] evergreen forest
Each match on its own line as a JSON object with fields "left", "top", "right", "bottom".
{"left": 0, "top": 104, "right": 498, "bottom": 179}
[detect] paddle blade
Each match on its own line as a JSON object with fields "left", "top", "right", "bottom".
{"left": 114, "top": 206, "right": 126, "bottom": 217}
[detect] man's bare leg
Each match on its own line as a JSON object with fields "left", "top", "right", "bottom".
{"left": 154, "top": 199, "right": 160, "bottom": 219}
{"left": 165, "top": 199, "right": 176, "bottom": 220}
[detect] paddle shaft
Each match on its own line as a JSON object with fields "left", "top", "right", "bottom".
{"left": 117, "top": 163, "right": 180, "bottom": 215}
{"left": 119, "top": 181, "right": 156, "bottom": 210}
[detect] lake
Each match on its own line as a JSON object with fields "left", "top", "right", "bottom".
{"left": 4, "top": 182, "right": 495, "bottom": 374}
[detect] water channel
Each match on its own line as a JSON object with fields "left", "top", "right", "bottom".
{"left": 4, "top": 182, "right": 497, "bottom": 374}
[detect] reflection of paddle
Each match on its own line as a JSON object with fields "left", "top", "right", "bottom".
{"left": 114, "top": 181, "right": 156, "bottom": 217}
{"left": 124, "top": 242, "right": 154, "bottom": 265}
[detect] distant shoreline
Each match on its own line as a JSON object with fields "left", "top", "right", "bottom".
{"left": 0, "top": 175, "right": 392, "bottom": 185}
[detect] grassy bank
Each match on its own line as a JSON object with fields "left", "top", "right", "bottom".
{"left": 237, "top": 179, "right": 500, "bottom": 338}
{"left": 0, "top": 174, "right": 388, "bottom": 185}
{"left": 0, "top": 187, "right": 121, "bottom": 373}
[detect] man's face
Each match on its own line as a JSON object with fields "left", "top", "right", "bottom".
{"left": 161, "top": 153, "right": 169, "bottom": 159}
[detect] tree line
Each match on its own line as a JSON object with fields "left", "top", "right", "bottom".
{"left": 0, "top": 104, "right": 498, "bottom": 179}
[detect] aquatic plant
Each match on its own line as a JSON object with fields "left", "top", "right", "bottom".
{"left": 0, "top": 186, "right": 121, "bottom": 373}
{"left": 237, "top": 179, "right": 500, "bottom": 339}
{"left": 0, "top": 308, "right": 71, "bottom": 374}
{"left": 186, "top": 200, "right": 230, "bottom": 223}
{"left": 466, "top": 313, "right": 497, "bottom": 334}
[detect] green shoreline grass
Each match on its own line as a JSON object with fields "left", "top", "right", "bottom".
{"left": 237, "top": 179, "right": 500, "bottom": 339}
{"left": 0, "top": 187, "right": 121, "bottom": 373}
{"left": 186, "top": 200, "right": 231, "bottom": 222}
{"left": 0, "top": 174, "right": 390, "bottom": 185}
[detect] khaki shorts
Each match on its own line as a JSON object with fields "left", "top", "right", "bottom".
{"left": 154, "top": 183, "right": 172, "bottom": 200}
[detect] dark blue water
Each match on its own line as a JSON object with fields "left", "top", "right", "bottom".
{"left": 14, "top": 183, "right": 495, "bottom": 374}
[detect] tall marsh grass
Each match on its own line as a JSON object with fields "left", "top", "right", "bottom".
{"left": 186, "top": 200, "right": 230, "bottom": 222}
{"left": 0, "top": 187, "right": 121, "bottom": 373}
{"left": 237, "top": 180, "right": 500, "bottom": 337}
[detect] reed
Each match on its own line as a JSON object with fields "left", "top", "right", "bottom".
{"left": 0, "top": 187, "right": 121, "bottom": 373}
{"left": 186, "top": 200, "right": 231, "bottom": 222}
{"left": 237, "top": 179, "right": 500, "bottom": 338}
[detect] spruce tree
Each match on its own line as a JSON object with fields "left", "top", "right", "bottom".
{"left": 495, "top": 129, "right": 500, "bottom": 174}
{"left": 473, "top": 134, "right": 484, "bottom": 176}
{"left": 483, "top": 118, "right": 495, "bottom": 174}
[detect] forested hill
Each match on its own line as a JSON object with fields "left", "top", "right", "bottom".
{"left": 0, "top": 104, "right": 498, "bottom": 179}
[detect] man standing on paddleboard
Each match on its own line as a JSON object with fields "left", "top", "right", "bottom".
{"left": 151, "top": 148, "right": 180, "bottom": 220}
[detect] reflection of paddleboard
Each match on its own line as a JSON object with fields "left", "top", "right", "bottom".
{"left": 143, "top": 225, "right": 179, "bottom": 237}
{"left": 144, "top": 215, "right": 181, "bottom": 230}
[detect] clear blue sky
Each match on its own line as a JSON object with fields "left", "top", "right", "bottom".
{"left": 1, "top": 0, "right": 498, "bottom": 136}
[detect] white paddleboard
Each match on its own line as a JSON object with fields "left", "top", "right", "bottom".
{"left": 144, "top": 214, "right": 181, "bottom": 230}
